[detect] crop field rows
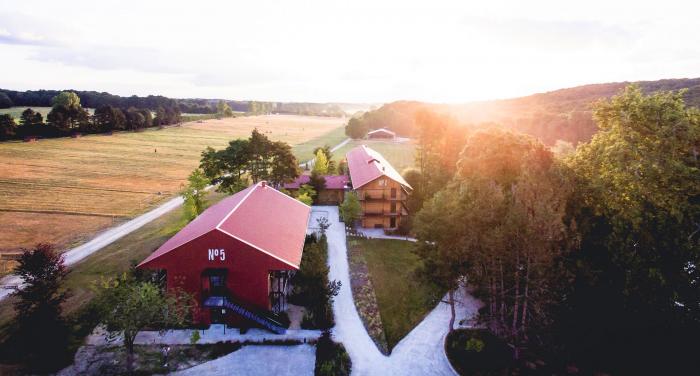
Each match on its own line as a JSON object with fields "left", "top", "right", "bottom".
{"left": 0, "top": 115, "right": 345, "bottom": 253}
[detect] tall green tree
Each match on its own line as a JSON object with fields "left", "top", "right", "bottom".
{"left": 10, "top": 244, "right": 70, "bottom": 370}
{"left": 339, "top": 191, "right": 362, "bottom": 227}
{"left": 313, "top": 145, "right": 336, "bottom": 173}
{"left": 200, "top": 130, "right": 300, "bottom": 192}
{"left": 217, "top": 100, "right": 234, "bottom": 117}
{"left": 0, "top": 114, "right": 17, "bottom": 140}
{"left": 51, "top": 91, "right": 81, "bottom": 108}
{"left": 414, "top": 129, "right": 570, "bottom": 357}
{"left": 312, "top": 149, "right": 330, "bottom": 175}
{"left": 561, "top": 85, "right": 700, "bottom": 373}
{"left": 182, "top": 169, "right": 210, "bottom": 221}
{"left": 47, "top": 92, "right": 89, "bottom": 132}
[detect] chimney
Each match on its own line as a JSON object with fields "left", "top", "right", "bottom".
{"left": 261, "top": 181, "right": 267, "bottom": 188}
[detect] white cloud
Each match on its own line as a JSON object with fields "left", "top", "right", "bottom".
{"left": 0, "top": 0, "right": 699, "bottom": 103}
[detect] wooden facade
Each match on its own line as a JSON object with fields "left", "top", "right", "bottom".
{"left": 355, "top": 177, "right": 409, "bottom": 229}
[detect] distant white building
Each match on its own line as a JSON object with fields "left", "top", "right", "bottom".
{"left": 366, "top": 128, "right": 396, "bottom": 140}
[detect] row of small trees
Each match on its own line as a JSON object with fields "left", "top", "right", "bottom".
{"left": 0, "top": 91, "right": 182, "bottom": 141}
{"left": 411, "top": 85, "right": 700, "bottom": 373}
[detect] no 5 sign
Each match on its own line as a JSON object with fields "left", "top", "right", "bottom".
{"left": 208, "top": 248, "right": 226, "bottom": 261}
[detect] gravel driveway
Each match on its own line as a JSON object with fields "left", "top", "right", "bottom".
{"left": 317, "top": 205, "right": 480, "bottom": 376}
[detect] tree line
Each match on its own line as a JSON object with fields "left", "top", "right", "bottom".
{"left": 0, "top": 91, "right": 182, "bottom": 140}
{"left": 1, "top": 88, "right": 348, "bottom": 117}
{"left": 410, "top": 85, "right": 700, "bottom": 374}
{"left": 345, "top": 77, "right": 700, "bottom": 146}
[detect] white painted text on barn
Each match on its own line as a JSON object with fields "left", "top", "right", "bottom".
{"left": 208, "top": 249, "right": 226, "bottom": 261}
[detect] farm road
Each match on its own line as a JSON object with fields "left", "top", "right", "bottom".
{"left": 0, "top": 195, "right": 185, "bottom": 301}
{"left": 0, "top": 138, "right": 351, "bottom": 302}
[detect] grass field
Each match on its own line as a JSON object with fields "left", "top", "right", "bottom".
{"left": 0, "top": 114, "right": 345, "bottom": 253}
{"left": 350, "top": 238, "right": 443, "bottom": 351}
{"left": 333, "top": 139, "right": 416, "bottom": 173}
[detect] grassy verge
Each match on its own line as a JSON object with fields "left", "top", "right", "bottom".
{"left": 347, "top": 238, "right": 442, "bottom": 351}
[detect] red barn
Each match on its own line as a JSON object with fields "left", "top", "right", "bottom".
{"left": 138, "top": 181, "right": 311, "bottom": 333}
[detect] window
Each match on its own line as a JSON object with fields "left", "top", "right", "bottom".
{"left": 378, "top": 179, "right": 387, "bottom": 187}
{"left": 390, "top": 202, "right": 396, "bottom": 213}
{"left": 390, "top": 188, "right": 397, "bottom": 198}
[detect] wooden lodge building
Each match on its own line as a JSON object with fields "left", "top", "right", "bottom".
{"left": 346, "top": 145, "right": 412, "bottom": 230}
{"left": 138, "top": 181, "right": 311, "bottom": 333}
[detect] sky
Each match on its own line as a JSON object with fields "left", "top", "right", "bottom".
{"left": 0, "top": 0, "right": 698, "bottom": 104}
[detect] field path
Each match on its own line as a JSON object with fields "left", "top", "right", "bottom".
{"left": 0, "top": 137, "right": 351, "bottom": 303}
{"left": 0, "top": 195, "right": 184, "bottom": 301}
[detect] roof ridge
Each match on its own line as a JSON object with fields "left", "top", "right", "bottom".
{"left": 214, "top": 182, "right": 259, "bottom": 230}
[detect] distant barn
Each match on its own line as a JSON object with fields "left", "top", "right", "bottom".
{"left": 366, "top": 128, "right": 396, "bottom": 140}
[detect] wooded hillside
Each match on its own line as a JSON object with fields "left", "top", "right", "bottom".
{"left": 346, "top": 77, "right": 700, "bottom": 145}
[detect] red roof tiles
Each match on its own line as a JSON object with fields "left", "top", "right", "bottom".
{"left": 346, "top": 145, "right": 412, "bottom": 190}
{"left": 139, "top": 182, "right": 311, "bottom": 269}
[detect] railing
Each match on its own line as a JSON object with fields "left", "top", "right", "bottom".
{"left": 203, "top": 294, "right": 287, "bottom": 334}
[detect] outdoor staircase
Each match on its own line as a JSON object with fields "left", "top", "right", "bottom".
{"left": 203, "top": 295, "right": 287, "bottom": 334}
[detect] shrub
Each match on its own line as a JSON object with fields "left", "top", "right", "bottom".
{"left": 315, "top": 331, "right": 351, "bottom": 376}
{"left": 445, "top": 329, "right": 513, "bottom": 375}
{"left": 290, "top": 235, "right": 340, "bottom": 329}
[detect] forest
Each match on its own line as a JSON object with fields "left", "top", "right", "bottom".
{"left": 408, "top": 85, "right": 700, "bottom": 374}
{"left": 0, "top": 88, "right": 350, "bottom": 117}
{"left": 345, "top": 77, "right": 700, "bottom": 146}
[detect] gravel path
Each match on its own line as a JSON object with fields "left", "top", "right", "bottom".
{"left": 0, "top": 195, "right": 184, "bottom": 301}
{"left": 317, "top": 206, "right": 479, "bottom": 376}
{"left": 173, "top": 344, "right": 316, "bottom": 376}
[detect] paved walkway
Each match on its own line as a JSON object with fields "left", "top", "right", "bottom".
{"left": 316, "top": 206, "right": 480, "bottom": 376}
{"left": 173, "top": 344, "right": 316, "bottom": 376}
{"left": 85, "top": 325, "right": 321, "bottom": 346}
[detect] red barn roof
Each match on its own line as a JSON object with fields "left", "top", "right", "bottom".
{"left": 346, "top": 145, "right": 412, "bottom": 190}
{"left": 283, "top": 174, "right": 350, "bottom": 190}
{"left": 139, "top": 181, "right": 311, "bottom": 269}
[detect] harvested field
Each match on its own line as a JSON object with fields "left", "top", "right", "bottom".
{"left": 0, "top": 115, "right": 344, "bottom": 253}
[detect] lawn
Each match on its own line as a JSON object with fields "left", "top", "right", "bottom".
{"left": 347, "top": 238, "right": 443, "bottom": 351}
{"left": 0, "top": 114, "right": 344, "bottom": 253}
{"left": 332, "top": 139, "right": 416, "bottom": 173}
